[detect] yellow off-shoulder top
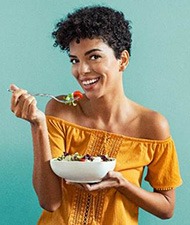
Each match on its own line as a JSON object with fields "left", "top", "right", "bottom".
{"left": 37, "top": 115, "right": 182, "bottom": 225}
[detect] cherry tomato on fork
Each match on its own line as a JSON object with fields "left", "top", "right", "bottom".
{"left": 73, "top": 91, "right": 83, "bottom": 100}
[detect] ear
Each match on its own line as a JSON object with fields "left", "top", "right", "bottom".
{"left": 119, "top": 50, "right": 129, "bottom": 72}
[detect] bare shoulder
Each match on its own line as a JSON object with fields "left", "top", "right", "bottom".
{"left": 45, "top": 95, "right": 80, "bottom": 120}
{"left": 137, "top": 104, "right": 170, "bottom": 140}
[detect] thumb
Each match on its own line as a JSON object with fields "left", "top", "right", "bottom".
{"left": 9, "top": 84, "right": 19, "bottom": 92}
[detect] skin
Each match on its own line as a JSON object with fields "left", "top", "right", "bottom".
{"left": 10, "top": 38, "right": 175, "bottom": 218}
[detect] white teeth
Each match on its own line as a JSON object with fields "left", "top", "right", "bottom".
{"left": 82, "top": 78, "right": 99, "bottom": 85}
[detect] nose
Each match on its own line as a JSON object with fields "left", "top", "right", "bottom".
{"left": 78, "top": 62, "right": 91, "bottom": 75}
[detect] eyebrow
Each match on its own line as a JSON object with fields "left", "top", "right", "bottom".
{"left": 69, "top": 49, "right": 102, "bottom": 58}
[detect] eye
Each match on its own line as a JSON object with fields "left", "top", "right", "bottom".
{"left": 90, "top": 55, "right": 101, "bottom": 60}
{"left": 70, "top": 58, "right": 79, "bottom": 64}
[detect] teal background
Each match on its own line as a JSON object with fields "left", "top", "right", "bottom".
{"left": 0, "top": 0, "right": 189, "bottom": 224}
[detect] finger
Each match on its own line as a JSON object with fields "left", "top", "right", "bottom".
{"left": 102, "top": 171, "right": 117, "bottom": 180}
{"left": 10, "top": 89, "right": 28, "bottom": 112}
{"left": 9, "top": 83, "right": 19, "bottom": 92}
{"left": 12, "top": 93, "right": 31, "bottom": 118}
{"left": 29, "top": 99, "right": 37, "bottom": 115}
{"left": 11, "top": 92, "right": 29, "bottom": 115}
{"left": 84, "top": 182, "right": 104, "bottom": 191}
{"left": 22, "top": 96, "right": 36, "bottom": 119}
{"left": 65, "top": 181, "right": 84, "bottom": 189}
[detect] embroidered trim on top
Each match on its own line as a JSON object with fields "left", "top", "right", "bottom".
{"left": 155, "top": 187, "right": 174, "bottom": 191}
{"left": 69, "top": 131, "right": 123, "bottom": 225}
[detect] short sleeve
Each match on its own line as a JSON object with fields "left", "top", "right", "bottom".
{"left": 145, "top": 138, "right": 182, "bottom": 190}
{"left": 46, "top": 116, "right": 66, "bottom": 158}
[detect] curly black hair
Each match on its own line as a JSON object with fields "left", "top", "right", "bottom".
{"left": 52, "top": 5, "right": 132, "bottom": 59}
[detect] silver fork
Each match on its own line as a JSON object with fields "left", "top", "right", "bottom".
{"left": 7, "top": 89, "right": 79, "bottom": 104}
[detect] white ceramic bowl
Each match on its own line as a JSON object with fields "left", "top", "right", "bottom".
{"left": 50, "top": 158, "right": 116, "bottom": 183}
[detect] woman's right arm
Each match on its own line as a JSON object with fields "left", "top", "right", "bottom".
{"left": 10, "top": 84, "right": 62, "bottom": 211}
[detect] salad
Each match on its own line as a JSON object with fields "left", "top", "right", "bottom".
{"left": 56, "top": 152, "right": 115, "bottom": 162}
{"left": 64, "top": 91, "right": 83, "bottom": 106}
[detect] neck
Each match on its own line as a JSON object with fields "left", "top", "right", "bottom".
{"left": 84, "top": 93, "right": 130, "bottom": 123}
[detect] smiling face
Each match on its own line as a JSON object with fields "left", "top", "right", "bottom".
{"left": 69, "top": 38, "right": 128, "bottom": 100}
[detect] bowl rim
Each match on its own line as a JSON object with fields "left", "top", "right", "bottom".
{"left": 50, "top": 158, "right": 116, "bottom": 163}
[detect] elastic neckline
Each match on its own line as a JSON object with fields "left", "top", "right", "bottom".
{"left": 46, "top": 115, "right": 172, "bottom": 144}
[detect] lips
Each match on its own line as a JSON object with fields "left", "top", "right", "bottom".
{"left": 81, "top": 77, "right": 100, "bottom": 86}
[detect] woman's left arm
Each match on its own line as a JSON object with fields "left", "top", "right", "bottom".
{"left": 81, "top": 171, "right": 175, "bottom": 219}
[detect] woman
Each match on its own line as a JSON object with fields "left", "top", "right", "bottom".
{"left": 10, "top": 5, "right": 182, "bottom": 225}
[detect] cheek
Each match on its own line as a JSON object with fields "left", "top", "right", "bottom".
{"left": 92, "top": 63, "right": 110, "bottom": 74}
{"left": 96, "top": 61, "right": 119, "bottom": 75}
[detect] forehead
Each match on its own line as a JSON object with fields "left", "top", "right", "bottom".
{"left": 69, "top": 38, "right": 113, "bottom": 55}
